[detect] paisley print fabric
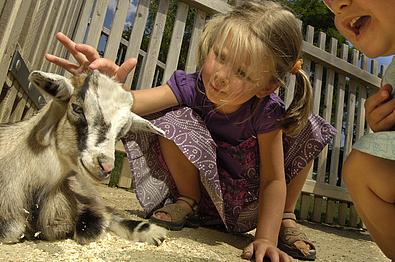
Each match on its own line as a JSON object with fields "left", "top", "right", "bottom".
{"left": 123, "top": 107, "right": 336, "bottom": 232}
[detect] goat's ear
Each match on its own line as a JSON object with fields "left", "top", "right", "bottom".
{"left": 29, "top": 71, "right": 74, "bottom": 101}
{"left": 35, "top": 102, "right": 66, "bottom": 146}
{"left": 129, "top": 112, "right": 165, "bottom": 136}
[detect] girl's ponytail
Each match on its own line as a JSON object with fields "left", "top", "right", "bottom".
{"left": 279, "top": 68, "right": 313, "bottom": 137}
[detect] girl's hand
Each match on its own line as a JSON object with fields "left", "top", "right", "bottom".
{"left": 365, "top": 84, "right": 395, "bottom": 132}
{"left": 241, "top": 238, "right": 292, "bottom": 262}
{"left": 45, "top": 32, "right": 137, "bottom": 83}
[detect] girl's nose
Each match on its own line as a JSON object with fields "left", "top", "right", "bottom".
{"left": 214, "top": 72, "right": 229, "bottom": 87}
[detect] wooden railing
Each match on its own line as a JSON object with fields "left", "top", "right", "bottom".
{"left": 0, "top": 0, "right": 388, "bottom": 228}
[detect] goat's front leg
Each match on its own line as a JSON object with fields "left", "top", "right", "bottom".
{"left": 0, "top": 216, "right": 27, "bottom": 243}
{"left": 74, "top": 204, "right": 109, "bottom": 244}
{"left": 37, "top": 189, "right": 76, "bottom": 241}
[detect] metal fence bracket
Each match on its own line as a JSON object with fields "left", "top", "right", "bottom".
{"left": 8, "top": 50, "right": 46, "bottom": 109}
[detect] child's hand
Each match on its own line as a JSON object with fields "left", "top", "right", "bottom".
{"left": 45, "top": 32, "right": 137, "bottom": 83}
{"left": 241, "top": 238, "right": 292, "bottom": 262}
{"left": 365, "top": 84, "right": 395, "bottom": 132}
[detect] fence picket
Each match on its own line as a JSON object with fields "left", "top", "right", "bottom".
{"left": 355, "top": 55, "right": 368, "bottom": 139}
{"left": 104, "top": 0, "right": 130, "bottom": 60}
{"left": 139, "top": 0, "right": 170, "bottom": 89}
{"left": 303, "top": 25, "right": 314, "bottom": 181}
{"left": 0, "top": 0, "right": 32, "bottom": 95}
{"left": 317, "top": 38, "right": 337, "bottom": 184}
{"left": 185, "top": 9, "right": 206, "bottom": 73}
{"left": 124, "top": 0, "right": 150, "bottom": 89}
{"left": 162, "top": 2, "right": 189, "bottom": 83}
{"left": 329, "top": 44, "right": 348, "bottom": 186}
{"left": 315, "top": 32, "right": 327, "bottom": 185}
{"left": 342, "top": 50, "right": 359, "bottom": 180}
{"left": 85, "top": 0, "right": 109, "bottom": 48}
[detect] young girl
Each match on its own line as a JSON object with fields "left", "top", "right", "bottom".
{"left": 322, "top": 0, "right": 395, "bottom": 260}
{"left": 47, "top": 1, "right": 336, "bottom": 260}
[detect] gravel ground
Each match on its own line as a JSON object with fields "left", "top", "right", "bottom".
{"left": 0, "top": 185, "right": 390, "bottom": 262}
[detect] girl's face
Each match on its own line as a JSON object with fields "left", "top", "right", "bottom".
{"left": 201, "top": 46, "right": 275, "bottom": 114}
{"left": 327, "top": 0, "right": 395, "bottom": 57}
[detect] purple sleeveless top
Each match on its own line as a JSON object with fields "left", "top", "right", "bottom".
{"left": 167, "top": 70, "right": 285, "bottom": 145}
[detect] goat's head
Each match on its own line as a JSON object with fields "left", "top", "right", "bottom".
{"left": 29, "top": 70, "right": 164, "bottom": 181}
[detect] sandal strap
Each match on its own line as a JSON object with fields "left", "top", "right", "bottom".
{"left": 282, "top": 212, "right": 296, "bottom": 221}
{"left": 177, "top": 196, "right": 198, "bottom": 212}
{"left": 279, "top": 227, "right": 316, "bottom": 249}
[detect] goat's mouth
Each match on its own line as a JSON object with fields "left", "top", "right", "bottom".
{"left": 79, "top": 159, "right": 111, "bottom": 181}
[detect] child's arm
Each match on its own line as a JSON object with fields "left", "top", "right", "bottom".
{"left": 242, "top": 129, "right": 291, "bottom": 261}
{"left": 132, "top": 85, "right": 179, "bottom": 116}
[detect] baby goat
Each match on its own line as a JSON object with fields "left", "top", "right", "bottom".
{"left": 0, "top": 70, "right": 166, "bottom": 245}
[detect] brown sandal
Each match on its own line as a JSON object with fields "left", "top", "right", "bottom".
{"left": 278, "top": 213, "right": 317, "bottom": 261}
{"left": 150, "top": 196, "right": 200, "bottom": 231}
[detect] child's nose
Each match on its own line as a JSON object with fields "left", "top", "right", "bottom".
{"left": 214, "top": 72, "right": 229, "bottom": 87}
{"left": 331, "top": 0, "right": 351, "bottom": 13}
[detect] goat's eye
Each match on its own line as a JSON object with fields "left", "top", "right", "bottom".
{"left": 71, "top": 103, "right": 84, "bottom": 115}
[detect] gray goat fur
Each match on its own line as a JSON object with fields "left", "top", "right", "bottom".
{"left": 0, "top": 70, "right": 166, "bottom": 245}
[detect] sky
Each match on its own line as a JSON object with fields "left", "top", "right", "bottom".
{"left": 377, "top": 56, "right": 393, "bottom": 67}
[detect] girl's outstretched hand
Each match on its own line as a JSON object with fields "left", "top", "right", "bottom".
{"left": 45, "top": 32, "right": 137, "bottom": 83}
{"left": 241, "top": 238, "right": 292, "bottom": 262}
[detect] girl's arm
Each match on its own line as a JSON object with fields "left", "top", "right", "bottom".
{"left": 131, "top": 85, "right": 179, "bottom": 116}
{"left": 242, "top": 128, "right": 290, "bottom": 261}
{"left": 255, "top": 128, "right": 286, "bottom": 243}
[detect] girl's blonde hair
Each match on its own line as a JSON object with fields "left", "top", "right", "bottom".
{"left": 197, "top": 0, "right": 312, "bottom": 136}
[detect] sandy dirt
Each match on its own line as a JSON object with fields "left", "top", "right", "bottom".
{"left": 0, "top": 185, "right": 390, "bottom": 262}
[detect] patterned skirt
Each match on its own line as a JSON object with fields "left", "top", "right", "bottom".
{"left": 122, "top": 107, "right": 336, "bottom": 233}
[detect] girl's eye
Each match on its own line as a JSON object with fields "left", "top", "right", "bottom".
{"left": 213, "top": 49, "right": 226, "bottom": 63}
{"left": 71, "top": 103, "right": 84, "bottom": 115}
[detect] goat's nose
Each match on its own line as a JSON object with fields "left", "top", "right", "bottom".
{"left": 98, "top": 161, "right": 114, "bottom": 173}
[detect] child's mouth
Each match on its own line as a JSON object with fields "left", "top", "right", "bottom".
{"left": 349, "top": 15, "right": 371, "bottom": 36}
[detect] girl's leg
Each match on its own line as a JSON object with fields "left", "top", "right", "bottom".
{"left": 284, "top": 161, "right": 312, "bottom": 216}
{"left": 281, "top": 161, "right": 313, "bottom": 250}
{"left": 152, "top": 136, "right": 201, "bottom": 221}
{"left": 343, "top": 150, "right": 395, "bottom": 259}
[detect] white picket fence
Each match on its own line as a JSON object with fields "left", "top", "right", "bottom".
{"left": 0, "top": 0, "right": 387, "bottom": 228}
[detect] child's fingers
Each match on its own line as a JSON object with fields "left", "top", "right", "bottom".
{"left": 241, "top": 244, "right": 254, "bottom": 260}
{"left": 265, "top": 248, "right": 280, "bottom": 262}
{"left": 44, "top": 54, "right": 80, "bottom": 74}
{"left": 365, "top": 88, "right": 392, "bottom": 114}
{"left": 55, "top": 32, "right": 88, "bottom": 66}
{"left": 370, "top": 109, "right": 395, "bottom": 132}
{"left": 75, "top": 43, "right": 100, "bottom": 63}
{"left": 381, "top": 84, "right": 393, "bottom": 94}
{"left": 115, "top": 58, "right": 138, "bottom": 83}
{"left": 89, "top": 58, "right": 119, "bottom": 77}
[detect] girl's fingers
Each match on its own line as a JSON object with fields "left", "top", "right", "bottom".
{"left": 75, "top": 43, "right": 100, "bottom": 63}
{"left": 89, "top": 58, "right": 119, "bottom": 77}
{"left": 55, "top": 32, "right": 88, "bottom": 66}
{"left": 241, "top": 244, "right": 254, "bottom": 260}
{"left": 265, "top": 248, "right": 280, "bottom": 262}
{"left": 44, "top": 54, "right": 80, "bottom": 74}
{"left": 115, "top": 58, "right": 138, "bottom": 83}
